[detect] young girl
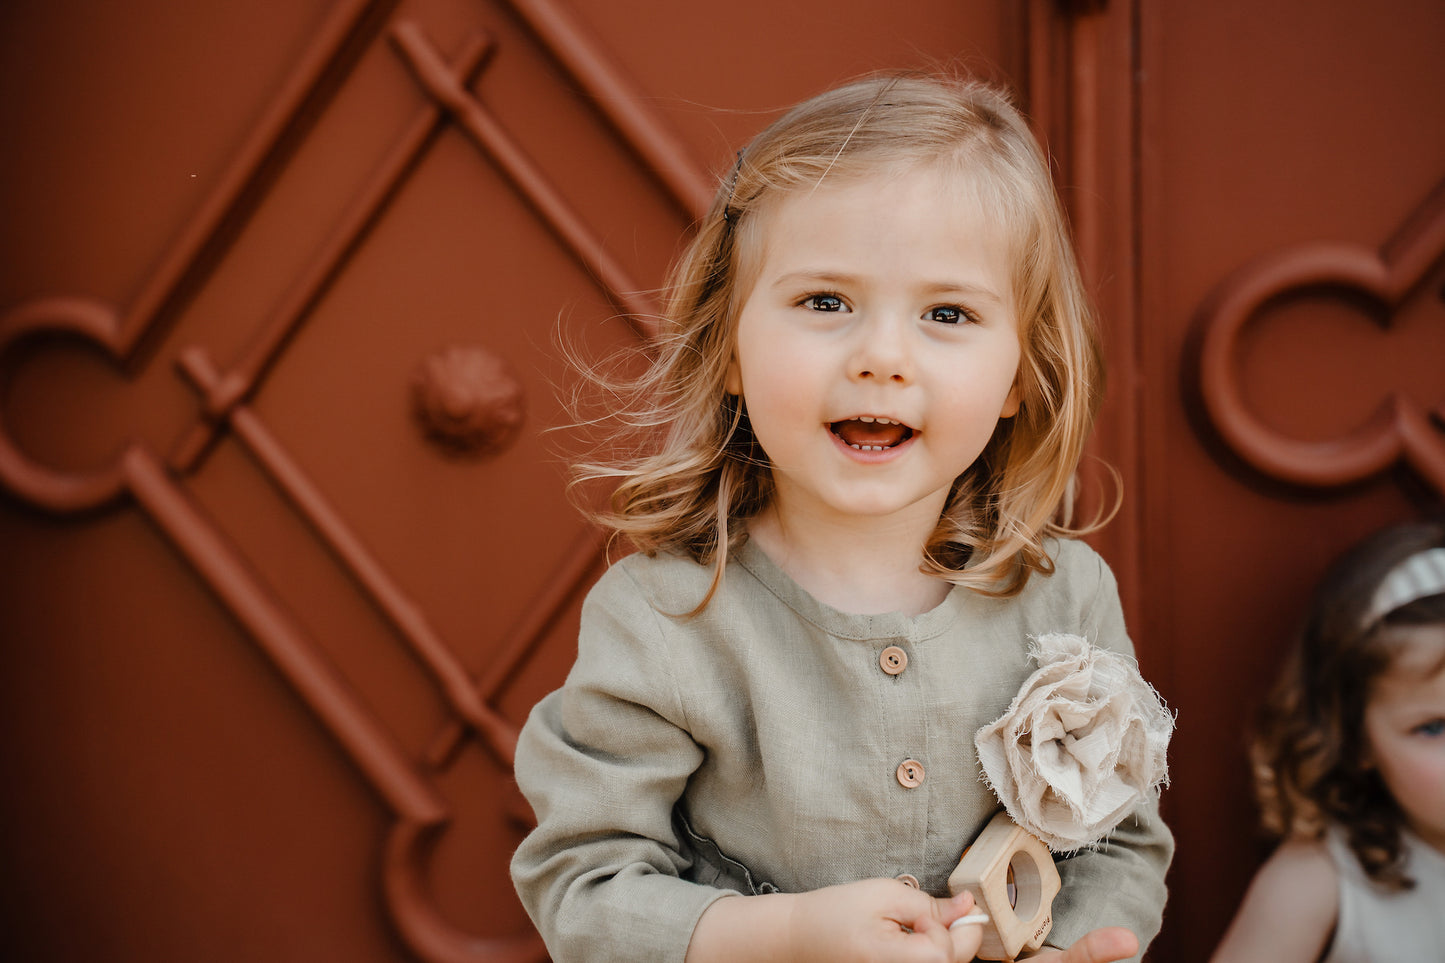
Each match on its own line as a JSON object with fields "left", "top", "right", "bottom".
{"left": 1211, "top": 520, "right": 1445, "bottom": 962}
{"left": 511, "top": 73, "right": 1173, "bottom": 963}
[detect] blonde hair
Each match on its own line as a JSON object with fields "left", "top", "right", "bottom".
{"left": 573, "top": 72, "right": 1107, "bottom": 609}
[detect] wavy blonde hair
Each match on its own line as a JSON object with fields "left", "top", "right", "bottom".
{"left": 573, "top": 72, "right": 1107, "bottom": 609}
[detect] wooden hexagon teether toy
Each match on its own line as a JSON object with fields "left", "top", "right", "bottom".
{"left": 948, "top": 811, "right": 1061, "bottom": 961}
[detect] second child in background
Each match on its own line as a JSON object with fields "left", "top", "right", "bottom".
{"left": 1211, "top": 519, "right": 1445, "bottom": 962}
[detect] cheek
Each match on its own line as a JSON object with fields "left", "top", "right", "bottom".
{"left": 740, "top": 374, "right": 811, "bottom": 443}
{"left": 1373, "top": 741, "right": 1445, "bottom": 812}
{"left": 951, "top": 336, "right": 1022, "bottom": 400}
{"left": 732, "top": 324, "right": 816, "bottom": 411}
{"left": 938, "top": 363, "right": 1021, "bottom": 432}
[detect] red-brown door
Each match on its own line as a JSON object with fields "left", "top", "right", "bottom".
{"left": 1137, "top": 1, "right": 1445, "bottom": 956}
{"left": 3, "top": 2, "right": 1442, "bottom": 962}
{"left": 0, "top": 1, "right": 1023, "bottom": 960}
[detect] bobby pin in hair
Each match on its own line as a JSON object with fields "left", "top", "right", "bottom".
{"left": 722, "top": 149, "right": 745, "bottom": 225}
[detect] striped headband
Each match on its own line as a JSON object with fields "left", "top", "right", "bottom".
{"left": 1364, "top": 547, "right": 1445, "bottom": 628}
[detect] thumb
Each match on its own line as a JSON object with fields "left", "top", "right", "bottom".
{"left": 937, "top": 889, "right": 976, "bottom": 927}
{"left": 941, "top": 891, "right": 986, "bottom": 961}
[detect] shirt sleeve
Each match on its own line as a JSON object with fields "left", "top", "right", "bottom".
{"left": 509, "top": 561, "right": 732, "bottom": 963}
{"left": 1041, "top": 542, "right": 1175, "bottom": 961}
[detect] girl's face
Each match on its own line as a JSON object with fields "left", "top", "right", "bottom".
{"left": 1362, "top": 623, "right": 1445, "bottom": 853}
{"left": 724, "top": 162, "right": 1021, "bottom": 536}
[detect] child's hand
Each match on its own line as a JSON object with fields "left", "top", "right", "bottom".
{"left": 788, "top": 878, "right": 984, "bottom": 962}
{"left": 1020, "top": 927, "right": 1139, "bottom": 963}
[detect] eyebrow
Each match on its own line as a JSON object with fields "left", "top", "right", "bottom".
{"left": 769, "top": 270, "right": 1006, "bottom": 304}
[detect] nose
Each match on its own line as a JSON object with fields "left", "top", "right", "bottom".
{"left": 848, "top": 312, "right": 912, "bottom": 384}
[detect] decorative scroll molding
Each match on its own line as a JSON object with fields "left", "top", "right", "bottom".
{"left": 0, "top": 296, "right": 130, "bottom": 511}
{"left": 125, "top": 443, "right": 451, "bottom": 822}
{"left": 385, "top": 821, "right": 546, "bottom": 963}
{"left": 390, "top": 20, "right": 662, "bottom": 338}
{"left": 176, "top": 347, "right": 523, "bottom": 766}
{"left": 0, "top": 0, "right": 390, "bottom": 512}
{"left": 175, "top": 348, "right": 548, "bottom": 963}
{"left": 1, "top": 0, "right": 723, "bottom": 955}
{"left": 170, "top": 30, "right": 496, "bottom": 473}
{"left": 1195, "top": 179, "right": 1445, "bottom": 496}
{"left": 0, "top": 0, "right": 707, "bottom": 955}
{"left": 495, "top": 0, "right": 713, "bottom": 220}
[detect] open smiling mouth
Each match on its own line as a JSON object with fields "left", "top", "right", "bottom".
{"left": 829, "top": 416, "right": 915, "bottom": 452}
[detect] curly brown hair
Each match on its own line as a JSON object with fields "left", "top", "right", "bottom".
{"left": 1251, "top": 518, "right": 1445, "bottom": 889}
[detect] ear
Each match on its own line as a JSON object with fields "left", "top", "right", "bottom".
{"left": 724, "top": 353, "right": 743, "bottom": 396}
{"left": 998, "top": 381, "right": 1021, "bottom": 419}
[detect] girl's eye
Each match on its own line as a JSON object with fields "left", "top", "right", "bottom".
{"left": 801, "top": 294, "right": 846, "bottom": 312}
{"left": 925, "top": 305, "right": 977, "bottom": 325}
{"left": 1413, "top": 718, "right": 1445, "bottom": 737}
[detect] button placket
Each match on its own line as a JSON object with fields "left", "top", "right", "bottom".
{"left": 873, "top": 629, "right": 929, "bottom": 879}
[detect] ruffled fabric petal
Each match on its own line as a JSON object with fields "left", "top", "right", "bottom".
{"left": 974, "top": 633, "right": 1173, "bottom": 852}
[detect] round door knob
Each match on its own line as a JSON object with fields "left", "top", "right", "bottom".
{"left": 410, "top": 344, "right": 525, "bottom": 456}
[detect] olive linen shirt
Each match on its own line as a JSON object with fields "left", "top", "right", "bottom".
{"left": 511, "top": 537, "right": 1173, "bottom": 962}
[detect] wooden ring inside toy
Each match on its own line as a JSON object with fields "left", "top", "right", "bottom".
{"left": 1004, "top": 848, "right": 1046, "bottom": 921}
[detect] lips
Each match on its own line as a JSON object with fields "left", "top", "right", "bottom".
{"left": 830, "top": 416, "right": 914, "bottom": 451}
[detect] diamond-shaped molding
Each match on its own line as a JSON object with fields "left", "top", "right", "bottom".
{"left": 1195, "top": 178, "right": 1445, "bottom": 496}
{"left": 0, "top": 0, "right": 711, "bottom": 958}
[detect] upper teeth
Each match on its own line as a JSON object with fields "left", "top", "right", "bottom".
{"left": 857, "top": 416, "right": 899, "bottom": 425}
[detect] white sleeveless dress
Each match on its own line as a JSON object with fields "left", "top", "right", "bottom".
{"left": 1321, "top": 825, "right": 1445, "bottom": 962}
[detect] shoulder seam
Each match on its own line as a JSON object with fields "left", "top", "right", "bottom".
{"left": 612, "top": 559, "right": 695, "bottom": 735}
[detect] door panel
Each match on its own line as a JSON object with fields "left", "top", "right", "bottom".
{"left": 0, "top": 1, "right": 1019, "bottom": 960}
{"left": 1139, "top": 1, "right": 1445, "bottom": 958}
{"left": 8, "top": 1, "right": 1440, "bottom": 960}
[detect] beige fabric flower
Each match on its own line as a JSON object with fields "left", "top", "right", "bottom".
{"left": 974, "top": 633, "right": 1173, "bottom": 852}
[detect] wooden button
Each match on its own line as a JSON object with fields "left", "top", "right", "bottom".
{"left": 879, "top": 645, "right": 908, "bottom": 675}
{"left": 896, "top": 759, "right": 925, "bottom": 788}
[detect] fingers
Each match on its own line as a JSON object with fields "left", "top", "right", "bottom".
{"left": 888, "top": 888, "right": 983, "bottom": 963}
{"left": 946, "top": 913, "right": 985, "bottom": 960}
{"left": 937, "top": 889, "right": 976, "bottom": 927}
{"left": 937, "top": 891, "right": 984, "bottom": 961}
